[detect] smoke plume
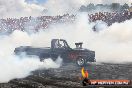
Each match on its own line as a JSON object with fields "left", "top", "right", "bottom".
{"left": 0, "top": 31, "right": 62, "bottom": 83}
{"left": 43, "top": 0, "right": 132, "bottom": 15}
{"left": 0, "top": 0, "right": 131, "bottom": 18}
{"left": 28, "top": 13, "right": 132, "bottom": 63}
{"left": 0, "top": 0, "right": 44, "bottom": 18}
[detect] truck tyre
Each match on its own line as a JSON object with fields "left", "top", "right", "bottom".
{"left": 40, "top": 58, "right": 45, "bottom": 62}
{"left": 76, "top": 57, "right": 86, "bottom": 66}
{"left": 39, "top": 54, "right": 45, "bottom": 62}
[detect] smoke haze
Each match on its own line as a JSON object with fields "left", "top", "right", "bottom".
{"left": 43, "top": 0, "right": 132, "bottom": 15}
{"left": 0, "top": 0, "right": 131, "bottom": 18}
{"left": 28, "top": 13, "right": 132, "bottom": 63}
{"left": 0, "top": 0, "right": 44, "bottom": 18}
{"left": 0, "top": 0, "right": 132, "bottom": 83}
{"left": 0, "top": 32, "right": 62, "bottom": 83}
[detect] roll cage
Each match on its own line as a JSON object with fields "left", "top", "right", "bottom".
{"left": 51, "top": 39, "right": 70, "bottom": 49}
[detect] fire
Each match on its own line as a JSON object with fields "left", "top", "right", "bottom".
{"left": 81, "top": 67, "right": 89, "bottom": 78}
{"left": 80, "top": 67, "right": 131, "bottom": 86}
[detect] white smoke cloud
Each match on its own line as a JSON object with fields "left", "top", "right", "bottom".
{"left": 0, "top": 56, "right": 62, "bottom": 83}
{"left": 43, "top": 0, "right": 132, "bottom": 15}
{"left": 0, "top": 31, "right": 62, "bottom": 83}
{"left": 0, "top": 0, "right": 44, "bottom": 18}
{"left": 89, "top": 20, "right": 132, "bottom": 63}
{"left": 0, "top": 0, "right": 131, "bottom": 18}
{"left": 26, "top": 13, "right": 132, "bottom": 64}
{"left": 43, "top": 0, "right": 83, "bottom": 15}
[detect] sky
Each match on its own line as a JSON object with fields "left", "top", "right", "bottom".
{"left": 26, "top": 0, "right": 47, "bottom": 4}
{"left": 38, "top": 0, "right": 47, "bottom": 3}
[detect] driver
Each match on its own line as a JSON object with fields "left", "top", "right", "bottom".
{"left": 58, "top": 43, "right": 66, "bottom": 49}
{"left": 58, "top": 44, "right": 62, "bottom": 48}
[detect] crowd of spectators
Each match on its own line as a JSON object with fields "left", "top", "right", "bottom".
{"left": 88, "top": 9, "right": 132, "bottom": 26}
{"left": 0, "top": 6, "right": 132, "bottom": 34}
{"left": 0, "top": 14, "right": 75, "bottom": 34}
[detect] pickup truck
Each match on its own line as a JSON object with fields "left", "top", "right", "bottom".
{"left": 14, "top": 39, "right": 95, "bottom": 66}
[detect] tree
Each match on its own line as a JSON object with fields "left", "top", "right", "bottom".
{"left": 110, "top": 3, "right": 120, "bottom": 11}
{"left": 79, "top": 5, "right": 87, "bottom": 12}
{"left": 121, "top": 3, "right": 129, "bottom": 10}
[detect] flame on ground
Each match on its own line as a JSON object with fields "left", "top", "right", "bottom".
{"left": 81, "top": 67, "right": 89, "bottom": 78}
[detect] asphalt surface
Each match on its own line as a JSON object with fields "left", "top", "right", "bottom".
{"left": 1, "top": 62, "right": 132, "bottom": 88}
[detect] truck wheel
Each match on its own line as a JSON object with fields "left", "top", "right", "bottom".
{"left": 76, "top": 57, "right": 86, "bottom": 66}
{"left": 40, "top": 58, "right": 45, "bottom": 62}
{"left": 39, "top": 55, "right": 45, "bottom": 62}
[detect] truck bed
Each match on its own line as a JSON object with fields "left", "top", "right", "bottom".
{"left": 15, "top": 46, "right": 51, "bottom": 56}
